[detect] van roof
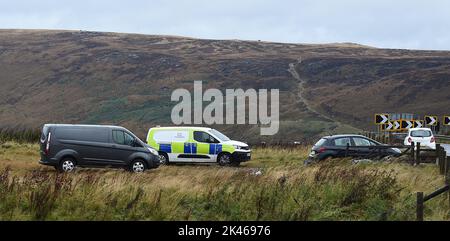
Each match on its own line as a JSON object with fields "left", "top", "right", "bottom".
{"left": 322, "top": 134, "right": 367, "bottom": 139}
{"left": 44, "top": 124, "right": 126, "bottom": 129}
{"left": 149, "top": 126, "right": 213, "bottom": 131}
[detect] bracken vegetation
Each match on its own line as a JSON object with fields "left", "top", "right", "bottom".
{"left": 0, "top": 126, "right": 40, "bottom": 144}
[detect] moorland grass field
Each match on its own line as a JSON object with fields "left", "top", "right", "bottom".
{"left": 0, "top": 142, "right": 449, "bottom": 221}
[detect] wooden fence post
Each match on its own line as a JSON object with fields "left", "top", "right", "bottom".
{"left": 436, "top": 144, "right": 441, "bottom": 167}
{"left": 445, "top": 155, "right": 449, "bottom": 185}
{"left": 447, "top": 155, "right": 450, "bottom": 208}
{"left": 415, "top": 142, "right": 421, "bottom": 166}
{"left": 410, "top": 142, "right": 415, "bottom": 165}
{"left": 416, "top": 192, "right": 424, "bottom": 221}
{"left": 438, "top": 146, "right": 445, "bottom": 175}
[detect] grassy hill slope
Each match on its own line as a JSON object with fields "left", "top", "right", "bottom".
{"left": 1, "top": 29, "right": 449, "bottom": 142}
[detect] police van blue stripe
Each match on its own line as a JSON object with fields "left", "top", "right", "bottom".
{"left": 209, "top": 144, "right": 216, "bottom": 155}
{"left": 160, "top": 144, "right": 172, "bottom": 153}
{"left": 184, "top": 143, "right": 191, "bottom": 154}
{"left": 209, "top": 144, "right": 222, "bottom": 154}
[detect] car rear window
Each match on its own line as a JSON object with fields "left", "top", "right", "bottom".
{"left": 314, "top": 138, "right": 327, "bottom": 147}
{"left": 333, "top": 137, "right": 352, "bottom": 146}
{"left": 353, "top": 137, "right": 371, "bottom": 146}
{"left": 411, "top": 130, "right": 432, "bottom": 137}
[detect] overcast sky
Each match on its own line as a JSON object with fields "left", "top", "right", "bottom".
{"left": 1, "top": 0, "right": 449, "bottom": 50}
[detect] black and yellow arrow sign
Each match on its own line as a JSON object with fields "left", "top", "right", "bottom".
{"left": 425, "top": 116, "right": 438, "bottom": 126}
{"left": 392, "top": 120, "right": 401, "bottom": 130}
{"left": 413, "top": 120, "right": 424, "bottom": 128}
{"left": 381, "top": 122, "right": 394, "bottom": 131}
{"left": 444, "top": 116, "right": 450, "bottom": 126}
{"left": 375, "top": 114, "right": 390, "bottom": 125}
{"left": 401, "top": 120, "right": 414, "bottom": 129}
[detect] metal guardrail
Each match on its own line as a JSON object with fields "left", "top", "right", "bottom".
{"left": 435, "top": 135, "right": 450, "bottom": 143}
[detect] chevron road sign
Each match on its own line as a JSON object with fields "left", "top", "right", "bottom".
{"left": 425, "top": 116, "right": 438, "bottom": 126}
{"left": 414, "top": 120, "right": 424, "bottom": 128}
{"left": 375, "top": 114, "right": 390, "bottom": 125}
{"left": 392, "top": 120, "right": 401, "bottom": 130}
{"left": 401, "top": 120, "right": 414, "bottom": 130}
{"left": 444, "top": 116, "right": 450, "bottom": 126}
{"left": 381, "top": 121, "right": 394, "bottom": 131}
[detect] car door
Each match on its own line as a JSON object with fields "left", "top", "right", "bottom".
{"left": 351, "top": 137, "right": 372, "bottom": 157}
{"left": 332, "top": 137, "right": 355, "bottom": 157}
{"left": 108, "top": 130, "right": 137, "bottom": 166}
{"left": 192, "top": 131, "right": 219, "bottom": 162}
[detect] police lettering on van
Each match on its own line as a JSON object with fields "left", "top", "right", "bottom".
{"left": 147, "top": 127, "right": 251, "bottom": 166}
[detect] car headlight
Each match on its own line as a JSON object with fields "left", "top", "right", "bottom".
{"left": 147, "top": 147, "right": 159, "bottom": 156}
{"left": 233, "top": 145, "right": 242, "bottom": 150}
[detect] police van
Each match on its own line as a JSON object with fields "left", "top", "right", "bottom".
{"left": 146, "top": 127, "right": 251, "bottom": 166}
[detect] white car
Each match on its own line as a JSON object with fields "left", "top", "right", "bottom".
{"left": 404, "top": 128, "right": 436, "bottom": 150}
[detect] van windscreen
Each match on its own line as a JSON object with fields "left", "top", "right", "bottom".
{"left": 209, "top": 129, "right": 230, "bottom": 142}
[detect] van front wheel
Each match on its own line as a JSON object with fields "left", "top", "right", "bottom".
{"left": 130, "top": 159, "right": 147, "bottom": 173}
{"left": 158, "top": 152, "right": 169, "bottom": 165}
{"left": 218, "top": 153, "right": 232, "bottom": 166}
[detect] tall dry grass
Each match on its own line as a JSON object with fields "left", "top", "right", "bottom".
{"left": 0, "top": 142, "right": 449, "bottom": 220}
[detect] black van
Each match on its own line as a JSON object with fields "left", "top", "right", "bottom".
{"left": 39, "top": 124, "right": 160, "bottom": 173}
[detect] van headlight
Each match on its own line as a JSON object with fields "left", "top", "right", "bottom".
{"left": 233, "top": 145, "right": 243, "bottom": 150}
{"left": 147, "top": 147, "right": 159, "bottom": 156}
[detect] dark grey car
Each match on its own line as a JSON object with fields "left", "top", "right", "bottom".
{"left": 307, "top": 134, "right": 402, "bottom": 163}
{"left": 39, "top": 124, "right": 160, "bottom": 173}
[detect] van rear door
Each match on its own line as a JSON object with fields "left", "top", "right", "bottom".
{"left": 40, "top": 125, "right": 51, "bottom": 158}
